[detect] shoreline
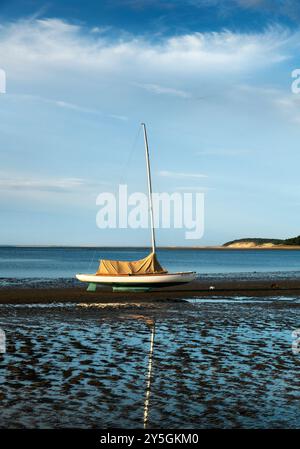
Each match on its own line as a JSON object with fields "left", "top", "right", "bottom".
{"left": 1, "top": 245, "right": 300, "bottom": 250}
{"left": 1, "top": 279, "right": 300, "bottom": 304}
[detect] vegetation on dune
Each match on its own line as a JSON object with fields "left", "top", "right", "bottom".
{"left": 223, "top": 236, "right": 300, "bottom": 246}
{"left": 284, "top": 235, "right": 300, "bottom": 245}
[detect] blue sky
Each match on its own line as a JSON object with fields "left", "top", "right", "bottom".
{"left": 0, "top": 0, "right": 300, "bottom": 246}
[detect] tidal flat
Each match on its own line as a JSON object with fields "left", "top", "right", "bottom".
{"left": 0, "top": 297, "right": 299, "bottom": 428}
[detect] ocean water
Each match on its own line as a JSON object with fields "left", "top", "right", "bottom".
{"left": 0, "top": 298, "right": 299, "bottom": 428}
{"left": 0, "top": 247, "right": 300, "bottom": 284}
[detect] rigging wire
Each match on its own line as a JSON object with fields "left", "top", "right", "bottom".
{"left": 86, "top": 125, "right": 142, "bottom": 271}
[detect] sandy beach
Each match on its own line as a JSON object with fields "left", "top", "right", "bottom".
{"left": 1, "top": 279, "right": 300, "bottom": 304}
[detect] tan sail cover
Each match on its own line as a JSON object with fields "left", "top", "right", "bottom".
{"left": 96, "top": 252, "right": 167, "bottom": 276}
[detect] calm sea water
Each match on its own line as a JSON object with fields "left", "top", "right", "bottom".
{"left": 0, "top": 298, "right": 299, "bottom": 428}
{"left": 0, "top": 247, "right": 300, "bottom": 283}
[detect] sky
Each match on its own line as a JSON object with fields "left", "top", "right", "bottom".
{"left": 0, "top": 0, "right": 300, "bottom": 246}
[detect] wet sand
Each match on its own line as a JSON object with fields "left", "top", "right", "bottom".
{"left": 1, "top": 279, "right": 300, "bottom": 304}
{"left": 1, "top": 299, "right": 299, "bottom": 428}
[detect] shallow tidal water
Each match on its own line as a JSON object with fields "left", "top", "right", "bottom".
{"left": 0, "top": 297, "right": 300, "bottom": 429}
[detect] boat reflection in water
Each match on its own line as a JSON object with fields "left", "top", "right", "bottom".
{"left": 125, "top": 314, "right": 155, "bottom": 429}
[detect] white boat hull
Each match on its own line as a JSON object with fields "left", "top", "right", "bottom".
{"left": 76, "top": 271, "right": 196, "bottom": 287}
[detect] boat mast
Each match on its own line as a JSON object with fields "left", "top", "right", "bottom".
{"left": 142, "top": 123, "right": 156, "bottom": 253}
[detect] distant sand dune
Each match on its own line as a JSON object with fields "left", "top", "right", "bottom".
{"left": 226, "top": 242, "right": 276, "bottom": 248}
{"left": 225, "top": 242, "right": 300, "bottom": 249}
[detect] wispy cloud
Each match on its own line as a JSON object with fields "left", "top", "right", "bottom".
{"left": 0, "top": 19, "right": 297, "bottom": 79}
{"left": 108, "top": 114, "right": 128, "bottom": 121}
{"left": 158, "top": 170, "right": 208, "bottom": 179}
{"left": 54, "top": 100, "right": 129, "bottom": 120}
{"left": 6, "top": 94, "right": 128, "bottom": 121}
{"left": 90, "top": 26, "right": 112, "bottom": 34}
{"left": 135, "top": 83, "right": 191, "bottom": 98}
{"left": 197, "top": 149, "right": 250, "bottom": 156}
{"left": 0, "top": 15, "right": 299, "bottom": 244}
{"left": 54, "top": 100, "right": 98, "bottom": 114}
{"left": 0, "top": 173, "right": 114, "bottom": 212}
{"left": 175, "top": 186, "right": 214, "bottom": 192}
{"left": 0, "top": 176, "right": 86, "bottom": 192}
{"left": 0, "top": 174, "right": 107, "bottom": 193}
{"left": 274, "top": 94, "right": 300, "bottom": 124}
{"left": 236, "top": 84, "right": 300, "bottom": 124}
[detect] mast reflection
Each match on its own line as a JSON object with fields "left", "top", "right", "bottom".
{"left": 127, "top": 314, "right": 155, "bottom": 429}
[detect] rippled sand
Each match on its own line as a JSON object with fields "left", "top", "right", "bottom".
{"left": 0, "top": 298, "right": 299, "bottom": 428}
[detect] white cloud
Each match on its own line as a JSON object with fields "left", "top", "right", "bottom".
{"left": 158, "top": 170, "right": 208, "bottom": 179}
{"left": 0, "top": 172, "right": 110, "bottom": 193}
{"left": 0, "top": 16, "right": 299, "bottom": 244}
{"left": 135, "top": 83, "right": 191, "bottom": 98}
{"left": 0, "top": 18, "right": 297, "bottom": 81}
{"left": 175, "top": 186, "right": 214, "bottom": 192}
{"left": 0, "top": 171, "right": 115, "bottom": 214}
{"left": 108, "top": 114, "right": 129, "bottom": 121}
{"left": 90, "top": 26, "right": 112, "bottom": 34}
{"left": 0, "top": 176, "right": 85, "bottom": 192}
{"left": 236, "top": 83, "right": 300, "bottom": 124}
{"left": 54, "top": 100, "right": 97, "bottom": 113}
{"left": 274, "top": 93, "right": 300, "bottom": 123}
{"left": 1, "top": 18, "right": 298, "bottom": 129}
{"left": 197, "top": 149, "right": 250, "bottom": 156}
{"left": 0, "top": 172, "right": 114, "bottom": 212}
{"left": 54, "top": 99, "right": 128, "bottom": 120}
{"left": 5, "top": 94, "right": 128, "bottom": 121}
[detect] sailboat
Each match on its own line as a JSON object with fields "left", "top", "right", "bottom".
{"left": 76, "top": 123, "right": 197, "bottom": 290}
